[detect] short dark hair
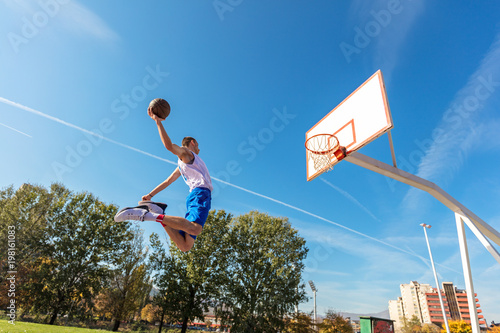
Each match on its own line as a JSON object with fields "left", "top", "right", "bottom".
{"left": 182, "top": 137, "right": 196, "bottom": 147}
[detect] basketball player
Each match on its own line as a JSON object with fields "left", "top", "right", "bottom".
{"left": 115, "top": 107, "right": 213, "bottom": 252}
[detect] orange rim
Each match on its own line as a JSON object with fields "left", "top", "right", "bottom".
{"left": 305, "top": 134, "right": 339, "bottom": 155}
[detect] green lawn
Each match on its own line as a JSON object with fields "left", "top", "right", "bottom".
{"left": 0, "top": 320, "right": 203, "bottom": 333}
{"left": 0, "top": 320, "right": 106, "bottom": 333}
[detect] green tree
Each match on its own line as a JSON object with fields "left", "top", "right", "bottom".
{"left": 223, "top": 211, "right": 309, "bottom": 332}
{"left": 97, "top": 226, "right": 151, "bottom": 331}
{"left": 0, "top": 184, "right": 52, "bottom": 261}
{"left": 284, "top": 311, "right": 316, "bottom": 333}
{"left": 149, "top": 210, "right": 232, "bottom": 333}
{"left": 422, "top": 323, "right": 441, "bottom": 333}
{"left": 2, "top": 183, "right": 132, "bottom": 325}
{"left": 149, "top": 231, "right": 181, "bottom": 332}
{"left": 151, "top": 248, "right": 194, "bottom": 333}
{"left": 141, "top": 303, "right": 163, "bottom": 324}
{"left": 401, "top": 315, "right": 423, "bottom": 333}
{"left": 318, "top": 310, "right": 353, "bottom": 333}
{"left": 442, "top": 320, "right": 472, "bottom": 333}
{"left": 0, "top": 184, "right": 52, "bottom": 311}
{"left": 174, "top": 210, "right": 233, "bottom": 332}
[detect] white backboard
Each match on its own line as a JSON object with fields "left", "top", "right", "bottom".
{"left": 306, "top": 70, "right": 393, "bottom": 181}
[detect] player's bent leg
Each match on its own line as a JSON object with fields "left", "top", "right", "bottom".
{"left": 161, "top": 215, "right": 202, "bottom": 236}
{"left": 179, "top": 235, "right": 195, "bottom": 252}
{"left": 162, "top": 224, "right": 195, "bottom": 252}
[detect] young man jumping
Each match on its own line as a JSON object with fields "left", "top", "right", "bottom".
{"left": 114, "top": 106, "right": 213, "bottom": 252}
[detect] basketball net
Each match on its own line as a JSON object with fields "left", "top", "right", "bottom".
{"left": 305, "top": 134, "right": 339, "bottom": 172}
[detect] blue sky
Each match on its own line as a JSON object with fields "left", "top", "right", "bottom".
{"left": 1, "top": 0, "right": 500, "bottom": 323}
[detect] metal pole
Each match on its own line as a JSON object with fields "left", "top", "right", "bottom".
{"left": 387, "top": 130, "right": 397, "bottom": 168}
{"left": 293, "top": 264, "right": 298, "bottom": 314}
{"left": 421, "top": 223, "right": 450, "bottom": 333}
{"left": 313, "top": 290, "right": 317, "bottom": 326}
{"left": 294, "top": 284, "right": 299, "bottom": 314}
{"left": 309, "top": 280, "right": 318, "bottom": 330}
{"left": 455, "top": 213, "right": 481, "bottom": 333}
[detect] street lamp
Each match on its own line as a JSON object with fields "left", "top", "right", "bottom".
{"left": 308, "top": 280, "right": 317, "bottom": 327}
{"left": 292, "top": 263, "right": 298, "bottom": 314}
{"left": 420, "top": 223, "right": 450, "bottom": 333}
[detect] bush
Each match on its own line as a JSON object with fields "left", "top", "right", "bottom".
{"left": 130, "top": 321, "right": 150, "bottom": 332}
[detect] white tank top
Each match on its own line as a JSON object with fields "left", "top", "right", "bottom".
{"left": 178, "top": 152, "right": 213, "bottom": 192}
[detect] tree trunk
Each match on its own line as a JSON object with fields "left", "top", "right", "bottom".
{"left": 49, "top": 309, "right": 58, "bottom": 325}
{"left": 49, "top": 292, "right": 67, "bottom": 325}
{"left": 180, "top": 285, "right": 197, "bottom": 333}
{"left": 112, "top": 319, "right": 121, "bottom": 331}
{"left": 181, "top": 316, "right": 189, "bottom": 333}
{"left": 158, "top": 310, "right": 165, "bottom": 333}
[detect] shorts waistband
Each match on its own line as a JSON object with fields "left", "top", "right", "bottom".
{"left": 193, "top": 187, "right": 211, "bottom": 193}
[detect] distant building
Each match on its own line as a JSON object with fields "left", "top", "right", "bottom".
{"left": 388, "top": 281, "right": 486, "bottom": 330}
{"left": 388, "top": 297, "right": 405, "bottom": 331}
{"left": 346, "top": 317, "right": 361, "bottom": 333}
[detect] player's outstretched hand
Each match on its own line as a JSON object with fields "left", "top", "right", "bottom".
{"left": 141, "top": 194, "right": 152, "bottom": 201}
{"left": 148, "top": 107, "right": 166, "bottom": 123}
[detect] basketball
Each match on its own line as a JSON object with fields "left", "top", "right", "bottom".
{"left": 149, "top": 98, "right": 170, "bottom": 119}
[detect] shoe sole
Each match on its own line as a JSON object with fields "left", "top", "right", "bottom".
{"left": 138, "top": 201, "right": 168, "bottom": 213}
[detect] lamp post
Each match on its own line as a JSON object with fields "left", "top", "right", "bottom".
{"left": 292, "top": 263, "right": 298, "bottom": 314}
{"left": 308, "top": 280, "right": 317, "bottom": 327}
{"left": 420, "top": 223, "right": 450, "bottom": 333}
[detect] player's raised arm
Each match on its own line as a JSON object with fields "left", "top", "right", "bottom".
{"left": 148, "top": 107, "right": 192, "bottom": 162}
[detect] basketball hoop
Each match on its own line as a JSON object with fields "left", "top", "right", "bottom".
{"left": 305, "top": 134, "right": 346, "bottom": 172}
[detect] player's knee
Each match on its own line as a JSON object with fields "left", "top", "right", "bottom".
{"left": 178, "top": 243, "right": 193, "bottom": 252}
{"left": 178, "top": 238, "right": 195, "bottom": 252}
{"left": 191, "top": 223, "right": 202, "bottom": 235}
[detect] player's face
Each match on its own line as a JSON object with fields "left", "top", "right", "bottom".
{"left": 192, "top": 140, "right": 200, "bottom": 154}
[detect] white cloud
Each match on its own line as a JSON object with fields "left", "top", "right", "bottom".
{"left": 299, "top": 224, "right": 429, "bottom": 278}
{"left": 304, "top": 267, "right": 350, "bottom": 277}
{"left": 346, "top": 0, "right": 426, "bottom": 80}
{"left": 404, "top": 32, "right": 500, "bottom": 206}
{"left": 2, "top": 0, "right": 119, "bottom": 42}
{"left": 59, "top": 1, "right": 119, "bottom": 42}
{"left": 373, "top": 0, "right": 426, "bottom": 80}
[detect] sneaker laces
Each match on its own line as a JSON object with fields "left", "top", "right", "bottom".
{"left": 134, "top": 205, "right": 150, "bottom": 221}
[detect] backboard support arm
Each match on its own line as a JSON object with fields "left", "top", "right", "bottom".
{"left": 344, "top": 152, "right": 500, "bottom": 246}
{"left": 387, "top": 131, "right": 397, "bottom": 168}
{"left": 455, "top": 213, "right": 480, "bottom": 333}
{"left": 344, "top": 151, "right": 500, "bottom": 333}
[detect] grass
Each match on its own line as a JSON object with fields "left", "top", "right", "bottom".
{"left": 0, "top": 320, "right": 207, "bottom": 333}
{"left": 0, "top": 319, "right": 106, "bottom": 333}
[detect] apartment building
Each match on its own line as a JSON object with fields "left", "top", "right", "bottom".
{"left": 388, "top": 297, "right": 405, "bottom": 331}
{"left": 389, "top": 281, "right": 486, "bottom": 330}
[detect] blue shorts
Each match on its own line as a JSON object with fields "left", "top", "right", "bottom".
{"left": 179, "top": 187, "right": 211, "bottom": 239}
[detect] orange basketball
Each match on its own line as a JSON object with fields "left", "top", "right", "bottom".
{"left": 149, "top": 98, "right": 170, "bottom": 119}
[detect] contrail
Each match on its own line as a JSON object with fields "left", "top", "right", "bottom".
{"left": 0, "top": 121, "right": 32, "bottom": 138}
{"left": 0, "top": 97, "right": 176, "bottom": 166}
{"left": 210, "top": 178, "right": 458, "bottom": 272}
{"left": 0, "top": 96, "right": 454, "bottom": 270}
{"left": 320, "top": 177, "right": 381, "bottom": 222}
